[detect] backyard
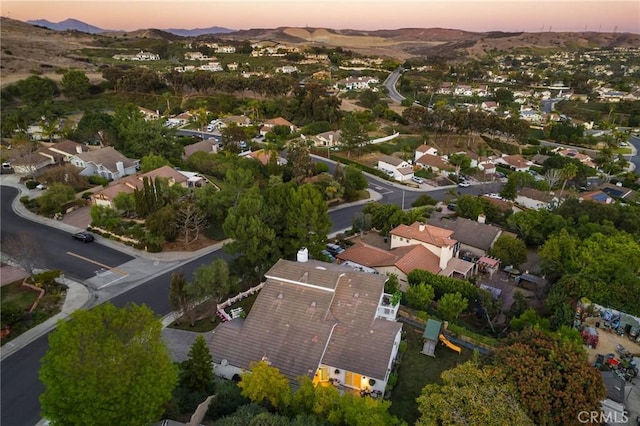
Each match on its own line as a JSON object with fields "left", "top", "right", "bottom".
{"left": 389, "top": 324, "right": 474, "bottom": 424}
{"left": 169, "top": 292, "right": 259, "bottom": 333}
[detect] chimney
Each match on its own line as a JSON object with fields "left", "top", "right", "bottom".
{"left": 297, "top": 247, "right": 309, "bottom": 263}
{"left": 116, "top": 161, "right": 125, "bottom": 176}
{"left": 76, "top": 145, "right": 83, "bottom": 154}
{"left": 477, "top": 214, "right": 486, "bottom": 224}
{"left": 418, "top": 222, "right": 425, "bottom": 232}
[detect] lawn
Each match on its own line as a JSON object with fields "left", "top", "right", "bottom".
{"left": 389, "top": 325, "right": 474, "bottom": 425}
{"left": 1, "top": 278, "right": 66, "bottom": 346}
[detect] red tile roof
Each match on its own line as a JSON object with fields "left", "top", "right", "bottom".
{"left": 389, "top": 222, "right": 456, "bottom": 248}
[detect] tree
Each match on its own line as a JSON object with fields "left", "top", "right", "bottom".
{"left": 112, "top": 192, "right": 135, "bottom": 217}
{"left": 340, "top": 113, "right": 368, "bottom": 157}
{"left": 437, "top": 292, "right": 468, "bottom": 320}
{"left": 39, "top": 303, "right": 178, "bottom": 426}
{"left": 221, "top": 123, "right": 247, "bottom": 153}
{"left": 416, "top": 361, "right": 534, "bottom": 426}
{"left": 352, "top": 212, "right": 372, "bottom": 237}
{"left": 493, "top": 328, "right": 606, "bottom": 425}
{"left": 175, "top": 203, "right": 207, "bottom": 245}
{"left": 37, "top": 183, "right": 76, "bottom": 216}
{"left": 558, "top": 161, "right": 578, "bottom": 200}
{"left": 140, "top": 153, "right": 171, "bottom": 173}
{"left": 2, "top": 233, "right": 41, "bottom": 278}
{"left": 488, "top": 235, "right": 527, "bottom": 268}
{"left": 16, "top": 75, "right": 59, "bottom": 104}
{"left": 146, "top": 204, "right": 177, "bottom": 241}
{"left": 134, "top": 176, "right": 168, "bottom": 218}
{"left": 544, "top": 168, "right": 562, "bottom": 189}
{"left": 61, "top": 70, "right": 90, "bottom": 99}
{"left": 181, "top": 335, "right": 215, "bottom": 393}
{"left": 406, "top": 283, "right": 434, "bottom": 311}
{"left": 510, "top": 309, "right": 550, "bottom": 331}
{"left": 169, "top": 270, "right": 195, "bottom": 326}
{"left": 342, "top": 165, "right": 367, "bottom": 201}
{"left": 287, "top": 140, "right": 315, "bottom": 184}
{"left": 238, "top": 361, "right": 292, "bottom": 410}
{"left": 188, "top": 259, "right": 230, "bottom": 320}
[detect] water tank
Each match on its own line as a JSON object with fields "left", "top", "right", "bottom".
{"left": 297, "top": 247, "right": 309, "bottom": 262}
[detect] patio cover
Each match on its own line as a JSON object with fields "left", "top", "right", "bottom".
{"left": 478, "top": 256, "right": 500, "bottom": 268}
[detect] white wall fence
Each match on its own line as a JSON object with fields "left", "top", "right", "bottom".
{"left": 216, "top": 282, "right": 265, "bottom": 321}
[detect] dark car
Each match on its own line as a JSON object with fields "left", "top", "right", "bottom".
{"left": 72, "top": 232, "right": 94, "bottom": 243}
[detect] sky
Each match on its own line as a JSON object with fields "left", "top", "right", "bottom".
{"left": 2, "top": 0, "right": 639, "bottom": 33}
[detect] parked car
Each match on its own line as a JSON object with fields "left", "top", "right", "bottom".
{"left": 326, "top": 243, "right": 345, "bottom": 257}
{"left": 35, "top": 183, "right": 47, "bottom": 190}
{"left": 72, "top": 232, "right": 94, "bottom": 243}
{"left": 411, "top": 176, "right": 424, "bottom": 184}
{"left": 458, "top": 181, "right": 470, "bottom": 187}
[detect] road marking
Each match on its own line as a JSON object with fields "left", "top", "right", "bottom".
{"left": 66, "top": 252, "right": 128, "bottom": 276}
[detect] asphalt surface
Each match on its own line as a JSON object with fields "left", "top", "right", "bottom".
{"left": 1, "top": 186, "right": 133, "bottom": 281}
{"left": 383, "top": 68, "right": 405, "bottom": 103}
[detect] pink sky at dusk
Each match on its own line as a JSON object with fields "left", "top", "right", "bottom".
{"left": 2, "top": 1, "right": 639, "bottom": 33}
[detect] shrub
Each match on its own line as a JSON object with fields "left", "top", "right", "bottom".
{"left": 25, "top": 180, "right": 39, "bottom": 190}
{"left": 81, "top": 191, "right": 93, "bottom": 199}
{"left": 20, "top": 195, "right": 30, "bottom": 204}
{"left": 399, "top": 340, "right": 408, "bottom": 354}
{"left": 387, "top": 372, "right": 398, "bottom": 389}
{"left": 88, "top": 175, "right": 109, "bottom": 187}
{"left": 412, "top": 194, "right": 437, "bottom": 207}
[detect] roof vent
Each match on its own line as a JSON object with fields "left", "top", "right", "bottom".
{"left": 310, "top": 301, "right": 317, "bottom": 308}
{"left": 277, "top": 292, "right": 284, "bottom": 300}
{"left": 353, "top": 292, "right": 359, "bottom": 298}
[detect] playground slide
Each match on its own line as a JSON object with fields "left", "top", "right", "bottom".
{"left": 439, "top": 334, "right": 462, "bottom": 354}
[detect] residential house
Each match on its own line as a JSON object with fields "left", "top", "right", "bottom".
{"left": 166, "top": 112, "right": 192, "bottom": 127}
{"left": 92, "top": 165, "right": 189, "bottom": 207}
{"left": 113, "top": 51, "right": 160, "bottom": 61}
{"left": 184, "top": 52, "right": 210, "bottom": 61}
{"left": 427, "top": 216, "right": 503, "bottom": 258}
{"left": 275, "top": 66, "right": 298, "bottom": 74}
{"left": 377, "top": 155, "right": 413, "bottom": 181}
{"left": 334, "top": 76, "right": 379, "bottom": 91}
{"left": 414, "top": 144, "right": 438, "bottom": 162}
{"left": 515, "top": 187, "right": 555, "bottom": 210}
{"left": 182, "top": 139, "right": 221, "bottom": 161}
{"left": 478, "top": 161, "right": 496, "bottom": 175}
{"left": 38, "top": 140, "right": 88, "bottom": 165}
{"left": 415, "top": 154, "right": 452, "bottom": 175}
{"left": 557, "top": 148, "right": 597, "bottom": 168}
{"left": 519, "top": 108, "right": 543, "bottom": 122}
{"left": 70, "top": 146, "right": 138, "bottom": 181}
{"left": 481, "top": 101, "right": 498, "bottom": 112}
{"left": 199, "top": 62, "right": 224, "bottom": 72}
{"left": 437, "top": 82, "right": 453, "bottom": 95}
{"left": 227, "top": 62, "right": 239, "bottom": 71}
{"left": 579, "top": 190, "right": 614, "bottom": 204}
{"left": 599, "top": 182, "right": 636, "bottom": 201}
{"left": 221, "top": 115, "right": 252, "bottom": 127}
{"left": 139, "top": 107, "right": 161, "bottom": 121}
{"left": 389, "top": 222, "right": 474, "bottom": 279}
{"left": 336, "top": 242, "right": 442, "bottom": 290}
{"left": 246, "top": 149, "right": 285, "bottom": 166}
{"left": 260, "top": 117, "right": 297, "bottom": 135}
{"left": 306, "top": 130, "right": 341, "bottom": 148}
{"left": 10, "top": 151, "right": 52, "bottom": 175}
{"left": 210, "top": 259, "right": 403, "bottom": 395}
{"left": 216, "top": 46, "right": 236, "bottom": 54}
{"left": 496, "top": 154, "right": 532, "bottom": 172}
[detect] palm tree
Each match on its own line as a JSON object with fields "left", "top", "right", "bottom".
{"left": 558, "top": 162, "right": 578, "bottom": 200}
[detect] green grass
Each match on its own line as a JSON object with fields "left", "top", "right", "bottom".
{"left": 0, "top": 280, "right": 38, "bottom": 309}
{"left": 389, "top": 325, "right": 474, "bottom": 425}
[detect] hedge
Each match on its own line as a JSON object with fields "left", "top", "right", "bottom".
{"left": 407, "top": 269, "right": 479, "bottom": 302}
{"left": 330, "top": 154, "right": 395, "bottom": 181}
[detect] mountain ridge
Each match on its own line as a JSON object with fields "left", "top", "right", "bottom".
{"left": 25, "top": 18, "right": 235, "bottom": 36}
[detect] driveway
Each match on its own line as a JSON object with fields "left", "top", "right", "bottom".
{"left": 60, "top": 205, "right": 91, "bottom": 229}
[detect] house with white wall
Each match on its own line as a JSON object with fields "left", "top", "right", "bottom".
{"left": 210, "top": 259, "right": 403, "bottom": 395}
{"left": 377, "top": 155, "right": 413, "bottom": 181}
{"left": 70, "top": 146, "right": 138, "bottom": 181}
{"left": 306, "top": 130, "right": 341, "bottom": 148}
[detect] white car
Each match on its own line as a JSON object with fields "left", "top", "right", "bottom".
{"left": 36, "top": 183, "right": 47, "bottom": 190}
{"left": 458, "top": 181, "right": 470, "bottom": 188}
{"left": 412, "top": 176, "right": 424, "bottom": 184}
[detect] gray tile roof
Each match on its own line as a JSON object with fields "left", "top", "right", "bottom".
{"left": 210, "top": 259, "right": 401, "bottom": 382}
{"left": 427, "top": 216, "right": 502, "bottom": 252}
{"left": 74, "top": 146, "right": 137, "bottom": 172}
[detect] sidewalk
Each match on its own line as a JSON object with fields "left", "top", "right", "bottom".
{"left": 0, "top": 275, "right": 90, "bottom": 361}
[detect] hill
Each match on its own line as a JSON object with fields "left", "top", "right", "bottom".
{"left": 162, "top": 26, "right": 234, "bottom": 37}
{"left": 222, "top": 26, "right": 640, "bottom": 60}
{"left": 26, "top": 18, "right": 108, "bottom": 34}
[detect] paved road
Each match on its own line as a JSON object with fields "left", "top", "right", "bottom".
{"left": 383, "top": 68, "right": 405, "bottom": 103}
{"left": 0, "top": 186, "right": 133, "bottom": 280}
